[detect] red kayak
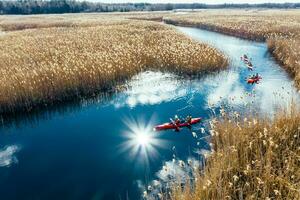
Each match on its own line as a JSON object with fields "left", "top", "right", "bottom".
{"left": 247, "top": 76, "right": 262, "bottom": 84}
{"left": 154, "top": 118, "right": 201, "bottom": 131}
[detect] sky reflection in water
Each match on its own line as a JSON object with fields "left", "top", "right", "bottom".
{"left": 0, "top": 27, "right": 299, "bottom": 200}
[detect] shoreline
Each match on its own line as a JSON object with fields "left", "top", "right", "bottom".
{"left": 161, "top": 17, "right": 300, "bottom": 91}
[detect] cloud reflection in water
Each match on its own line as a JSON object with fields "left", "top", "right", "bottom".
{"left": 0, "top": 145, "right": 20, "bottom": 167}
{"left": 113, "top": 71, "right": 187, "bottom": 108}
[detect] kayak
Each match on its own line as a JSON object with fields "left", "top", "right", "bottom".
{"left": 154, "top": 118, "right": 201, "bottom": 131}
{"left": 241, "top": 57, "right": 250, "bottom": 63}
{"left": 247, "top": 65, "right": 253, "bottom": 71}
{"left": 247, "top": 76, "right": 262, "bottom": 84}
{"left": 241, "top": 57, "right": 254, "bottom": 70}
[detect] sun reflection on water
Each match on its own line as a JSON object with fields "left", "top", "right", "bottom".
{"left": 135, "top": 132, "right": 150, "bottom": 146}
{"left": 119, "top": 116, "right": 167, "bottom": 165}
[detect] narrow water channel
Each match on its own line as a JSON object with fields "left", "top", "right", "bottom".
{"left": 0, "top": 27, "right": 298, "bottom": 200}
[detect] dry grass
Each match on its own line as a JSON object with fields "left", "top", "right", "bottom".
{"left": 0, "top": 12, "right": 167, "bottom": 31}
{"left": 0, "top": 15, "right": 227, "bottom": 114}
{"left": 267, "top": 37, "right": 300, "bottom": 89}
{"left": 169, "top": 107, "right": 300, "bottom": 200}
{"left": 160, "top": 9, "right": 300, "bottom": 90}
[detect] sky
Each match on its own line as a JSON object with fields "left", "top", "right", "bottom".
{"left": 93, "top": 0, "right": 300, "bottom": 3}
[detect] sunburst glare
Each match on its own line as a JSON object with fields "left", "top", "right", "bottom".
{"left": 136, "top": 132, "right": 150, "bottom": 146}
{"left": 119, "top": 115, "right": 167, "bottom": 165}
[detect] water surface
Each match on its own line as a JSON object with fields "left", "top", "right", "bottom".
{"left": 0, "top": 27, "right": 298, "bottom": 200}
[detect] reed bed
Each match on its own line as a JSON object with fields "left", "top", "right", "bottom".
{"left": 0, "top": 12, "right": 166, "bottom": 31}
{"left": 0, "top": 13, "right": 128, "bottom": 31}
{"left": 0, "top": 18, "right": 227, "bottom": 114}
{"left": 162, "top": 9, "right": 300, "bottom": 90}
{"left": 268, "top": 37, "right": 300, "bottom": 89}
{"left": 168, "top": 107, "right": 300, "bottom": 200}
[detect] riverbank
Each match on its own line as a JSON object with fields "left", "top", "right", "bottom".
{"left": 167, "top": 107, "right": 300, "bottom": 200}
{"left": 0, "top": 15, "right": 227, "bottom": 115}
{"left": 0, "top": 12, "right": 299, "bottom": 200}
{"left": 161, "top": 9, "right": 300, "bottom": 90}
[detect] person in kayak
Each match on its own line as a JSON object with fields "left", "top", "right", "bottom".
{"left": 247, "top": 62, "right": 253, "bottom": 71}
{"left": 169, "top": 115, "right": 181, "bottom": 132}
{"left": 186, "top": 115, "right": 192, "bottom": 129}
{"left": 252, "top": 73, "right": 259, "bottom": 79}
{"left": 174, "top": 115, "right": 181, "bottom": 125}
{"left": 186, "top": 115, "right": 192, "bottom": 125}
{"left": 242, "top": 54, "right": 250, "bottom": 62}
{"left": 249, "top": 74, "right": 255, "bottom": 80}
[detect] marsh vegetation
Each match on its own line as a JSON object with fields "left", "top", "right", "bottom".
{"left": 0, "top": 15, "right": 227, "bottom": 114}
{"left": 167, "top": 107, "right": 300, "bottom": 200}
{"left": 0, "top": 10, "right": 299, "bottom": 200}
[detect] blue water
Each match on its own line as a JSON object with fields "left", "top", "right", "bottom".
{"left": 0, "top": 27, "right": 299, "bottom": 200}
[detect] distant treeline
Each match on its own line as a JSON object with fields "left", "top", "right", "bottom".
{"left": 0, "top": 0, "right": 299, "bottom": 15}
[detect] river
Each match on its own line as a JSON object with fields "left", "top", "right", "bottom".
{"left": 0, "top": 27, "right": 298, "bottom": 200}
